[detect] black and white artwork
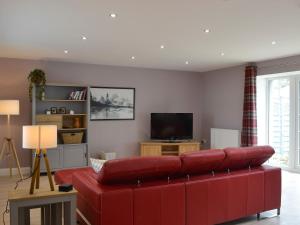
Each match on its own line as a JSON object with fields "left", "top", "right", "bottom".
{"left": 90, "top": 87, "right": 135, "bottom": 120}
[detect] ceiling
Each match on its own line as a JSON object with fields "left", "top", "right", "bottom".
{"left": 1, "top": 0, "right": 300, "bottom": 72}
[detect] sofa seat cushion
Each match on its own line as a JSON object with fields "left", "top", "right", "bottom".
{"left": 54, "top": 167, "right": 94, "bottom": 185}
{"left": 180, "top": 149, "right": 225, "bottom": 175}
{"left": 219, "top": 146, "right": 275, "bottom": 171}
{"left": 97, "top": 156, "right": 181, "bottom": 184}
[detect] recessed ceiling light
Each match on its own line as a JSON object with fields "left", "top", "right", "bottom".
{"left": 64, "top": 50, "right": 68, "bottom": 54}
{"left": 160, "top": 45, "right": 165, "bottom": 49}
{"left": 185, "top": 61, "right": 189, "bottom": 65}
{"left": 131, "top": 56, "right": 135, "bottom": 60}
{"left": 82, "top": 36, "right": 87, "bottom": 40}
{"left": 221, "top": 52, "right": 225, "bottom": 56}
{"left": 271, "top": 41, "right": 277, "bottom": 45}
{"left": 204, "top": 29, "right": 210, "bottom": 33}
{"left": 110, "top": 13, "right": 117, "bottom": 18}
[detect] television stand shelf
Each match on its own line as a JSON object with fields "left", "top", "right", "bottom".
{"left": 140, "top": 141, "right": 200, "bottom": 156}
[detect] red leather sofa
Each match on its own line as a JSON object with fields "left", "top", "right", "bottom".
{"left": 54, "top": 146, "right": 281, "bottom": 225}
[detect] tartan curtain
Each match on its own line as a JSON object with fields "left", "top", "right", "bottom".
{"left": 241, "top": 65, "right": 257, "bottom": 147}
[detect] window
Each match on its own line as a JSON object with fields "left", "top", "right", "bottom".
{"left": 257, "top": 72, "right": 300, "bottom": 171}
{"left": 268, "top": 78, "right": 290, "bottom": 166}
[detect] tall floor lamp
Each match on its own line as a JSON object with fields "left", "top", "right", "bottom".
{"left": 0, "top": 100, "right": 23, "bottom": 179}
{"left": 23, "top": 125, "right": 57, "bottom": 194}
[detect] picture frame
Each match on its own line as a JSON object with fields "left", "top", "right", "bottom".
{"left": 58, "top": 107, "right": 66, "bottom": 114}
{"left": 90, "top": 87, "right": 135, "bottom": 120}
{"left": 50, "top": 107, "right": 57, "bottom": 114}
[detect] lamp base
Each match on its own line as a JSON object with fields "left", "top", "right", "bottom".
{"left": 0, "top": 137, "right": 23, "bottom": 179}
{"left": 30, "top": 149, "right": 54, "bottom": 194}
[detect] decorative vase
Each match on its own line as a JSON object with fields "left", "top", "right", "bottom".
{"left": 73, "top": 117, "right": 81, "bottom": 128}
{"left": 41, "top": 91, "right": 45, "bottom": 101}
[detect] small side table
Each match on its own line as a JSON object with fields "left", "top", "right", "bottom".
{"left": 8, "top": 186, "right": 77, "bottom": 225}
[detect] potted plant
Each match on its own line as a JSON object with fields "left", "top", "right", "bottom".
{"left": 28, "top": 69, "right": 46, "bottom": 101}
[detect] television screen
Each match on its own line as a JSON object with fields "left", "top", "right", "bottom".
{"left": 151, "top": 113, "right": 193, "bottom": 140}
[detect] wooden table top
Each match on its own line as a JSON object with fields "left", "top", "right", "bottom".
{"left": 8, "top": 186, "right": 77, "bottom": 202}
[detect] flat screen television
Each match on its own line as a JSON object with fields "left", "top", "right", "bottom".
{"left": 151, "top": 113, "right": 193, "bottom": 141}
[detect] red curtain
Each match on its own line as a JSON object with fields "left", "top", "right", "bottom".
{"left": 241, "top": 65, "right": 257, "bottom": 147}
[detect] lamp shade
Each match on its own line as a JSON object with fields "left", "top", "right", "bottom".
{"left": 23, "top": 125, "right": 57, "bottom": 149}
{"left": 0, "top": 100, "right": 19, "bottom": 115}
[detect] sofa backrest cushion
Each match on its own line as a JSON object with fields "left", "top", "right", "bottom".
{"left": 180, "top": 149, "right": 225, "bottom": 175}
{"left": 97, "top": 156, "right": 181, "bottom": 184}
{"left": 219, "top": 146, "right": 275, "bottom": 171}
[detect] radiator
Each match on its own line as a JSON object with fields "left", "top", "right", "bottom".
{"left": 210, "top": 128, "right": 241, "bottom": 149}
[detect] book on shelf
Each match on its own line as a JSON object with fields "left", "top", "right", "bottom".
{"left": 68, "top": 89, "right": 87, "bottom": 100}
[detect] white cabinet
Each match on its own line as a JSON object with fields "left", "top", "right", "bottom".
{"left": 34, "top": 144, "right": 87, "bottom": 172}
{"left": 39, "top": 146, "right": 62, "bottom": 171}
{"left": 63, "top": 144, "right": 87, "bottom": 168}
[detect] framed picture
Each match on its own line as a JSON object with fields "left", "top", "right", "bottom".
{"left": 58, "top": 107, "right": 66, "bottom": 114}
{"left": 90, "top": 87, "right": 135, "bottom": 120}
{"left": 50, "top": 107, "right": 57, "bottom": 114}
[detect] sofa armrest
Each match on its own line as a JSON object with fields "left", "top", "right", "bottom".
{"left": 260, "top": 165, "right": 282, "bottom": 211}
{"left": 73, "top": 171, "right": 134, "bottom": 225}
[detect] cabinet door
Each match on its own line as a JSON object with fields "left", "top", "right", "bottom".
{"left": 179, "top": 144, "right": 199, "bottom": 155}
{"left": 62, "top": 144, "right": 87, "bottom": 168}
{"left": 39, "top": 146, "right": 62, "bottom": 172}
{"left": 141, "top": 145, "right": 162, "bottom": 156}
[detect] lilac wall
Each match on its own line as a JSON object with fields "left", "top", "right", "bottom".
{"left": 2, "top": 54, "right": 300, "bottom": 168}
{"left": 0, "top": 59, "right": 41, "bottom": 168}
{"left": 201, "top": 66, "right": 245, "bottom": 148}
{"left": 0, "top": 58, "right": 203, "bottom": 168}
{"left": 201, "top": 55, "right": 300, "bottom": 148}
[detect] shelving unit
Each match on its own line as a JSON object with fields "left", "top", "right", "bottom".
{"left": 32, "top": 83, "right": 89, "bottom": 172}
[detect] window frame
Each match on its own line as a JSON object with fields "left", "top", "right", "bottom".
{"left": 258, "top": 72, "right": 300, "bottom": 171}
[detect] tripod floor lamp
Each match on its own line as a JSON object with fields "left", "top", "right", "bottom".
{"left": 0, "top": 100, "right": 23, "bottom": 179}
{"left": 22, "top": 125, "right": 57, "bottom": 194}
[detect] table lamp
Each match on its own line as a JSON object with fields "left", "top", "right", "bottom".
{"left": 23, "top": 125, "right": 57, "bottom": 194}
{"left": 0, "top": 100, "right": 23, "bottom": 179}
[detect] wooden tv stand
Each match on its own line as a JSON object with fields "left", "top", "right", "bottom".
{"left": 140, "top": 141, "right": 200, "bottom": 156}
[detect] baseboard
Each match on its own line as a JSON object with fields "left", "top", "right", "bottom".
{"left": 0, "top": 167, "right": 31, "bottom": 176}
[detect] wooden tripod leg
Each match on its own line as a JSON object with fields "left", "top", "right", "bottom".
{"left": 42, "top": 149, "right": 54, "bottom": 191}
{"left": 30, "top": 149, "right": 40, "bottom": 194}
{"left": 35, "top": 154, "right": 40, "bottom": 189}
{"left": 8, "top": 145, "right": 13, "bottom": 177}
{"left": 10, "top": 140, "right": 24, "bottom": 180}
{"left": 0, "top": 139, "right": 7, "bottom": 161}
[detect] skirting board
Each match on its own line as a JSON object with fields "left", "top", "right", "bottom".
{"left": 0, "top": 167, "right": 31, "bottom": 176}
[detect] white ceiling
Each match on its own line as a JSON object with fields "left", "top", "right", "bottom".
{"left": 1, "top": 0, "right": 300, "bottom": 72}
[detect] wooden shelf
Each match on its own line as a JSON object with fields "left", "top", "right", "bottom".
{"left": 162, "top": 151, "right": 179, "bottom": 154}
{"left": 58, "top": 128, "right": 87, "bottom": 131}
{"left": 62, "top": 114, "right": 87, "bottom": 116}
{"left": 37, "top": 114, "right": 87, "bottom": 116}
{"left": 41, "top": 99, "right": 86, "bottom": 102}
{"left": 162, "top": 153, "right": 178, "bottom": 156}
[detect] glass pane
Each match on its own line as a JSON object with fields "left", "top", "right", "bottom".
{"left": 268, "top": 79, "right": 290, "bottom": 167}
{"left": 257, "top": 78, "right": 267, "bottom": 145}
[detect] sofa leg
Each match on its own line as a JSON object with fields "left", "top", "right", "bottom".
{"left": 277, "top": 208, "right": 281, "bottom": 216}
{"left": 257, "top": 213, "right": 261, "bottom": 220}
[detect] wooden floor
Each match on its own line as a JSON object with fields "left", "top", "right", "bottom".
{"left": 0, "top": 173, "right": 54, "bottom": 225}
{"left": 0, "top": 171, "right": 299, "bottom": 225}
